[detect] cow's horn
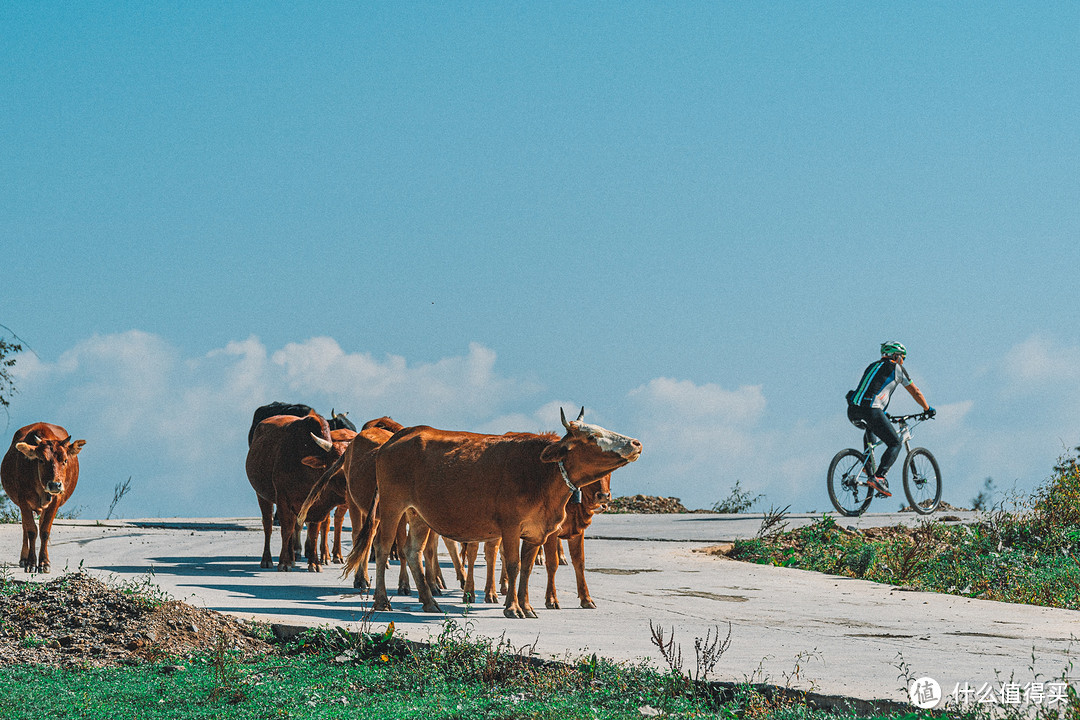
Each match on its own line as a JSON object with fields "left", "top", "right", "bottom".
{"left": 576, "top": 406, "right": 585, "bottom": 422}
{"left": 311, "top": 433, "right": 334, "bottom": 452}
{"left": 560, "top": 407, "right": 570, "bottom": 431}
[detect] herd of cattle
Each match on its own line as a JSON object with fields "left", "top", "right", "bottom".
{"left": 1, "top": 403, "right": 642, "bottom": 619}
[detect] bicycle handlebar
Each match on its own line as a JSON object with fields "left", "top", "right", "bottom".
{"left": 886, "top": 411, "right": 935, "bottom": 423}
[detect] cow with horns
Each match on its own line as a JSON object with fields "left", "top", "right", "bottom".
{"left": 351, "top": 407, "right": 641, "bottom": 618}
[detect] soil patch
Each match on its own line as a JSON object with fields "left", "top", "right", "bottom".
{"left": 0, "top": 572, "right": 271, "bottom": 668}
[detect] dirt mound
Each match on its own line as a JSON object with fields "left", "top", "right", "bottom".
{"left": 0, "top": 573, "right": 271, "bottom": 668}
{"left": 606, "top": 495, "right": 691, "bottom": 513}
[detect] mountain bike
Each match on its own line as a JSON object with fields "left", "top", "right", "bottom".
{"left": 827, "top": 411, "right": 941, "bottom": 517}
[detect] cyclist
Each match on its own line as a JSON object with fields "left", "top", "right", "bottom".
{"left": 846, "top": 341, "right": 935, "bottom": 497}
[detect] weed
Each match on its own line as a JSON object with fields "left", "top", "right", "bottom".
{"left": 712, "top": 480, "right": 764, "bottom": 514}
{"left": 205, "top": 633, "right": 248, "bottom": 704}
{"left": 758, "top": 505, "right": 791, "bottom": 541}
{"left": 106, "top": 477, "right": 132, "bottom": 521}
{"left": 649, "top": 620, "right": 732, "bottom": 694}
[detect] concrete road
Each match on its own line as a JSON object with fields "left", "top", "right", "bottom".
{"left": 1, "top": 512, "right": 1076, "bottom": 707}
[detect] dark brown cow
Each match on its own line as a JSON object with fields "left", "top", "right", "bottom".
{"left": 543, "top": 473, "right": 610, "bottom": 609}
{"left": 245, "top": 412, "right": 343, "bottom": 570}
{"left": 361, "top": 408, "right": 641, "bottom": 618}
{"left": 0, "top": 423, "right": 85, "bottom": 573}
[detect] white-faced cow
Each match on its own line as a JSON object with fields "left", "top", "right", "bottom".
{"left": 359, "top": 408, "right": 641, "bottom": 618}
{"left": 1, "top": 423, "right": 85, "bottom": 573}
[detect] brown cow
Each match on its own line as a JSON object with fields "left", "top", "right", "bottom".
{"left": 245, "top": 412, "right": 343, "bottom": 570}
{"left": 1, "top": 423, "right": 85, "bottom": 573}
{"left": 463, "top": 475, "right": 610, "bottom": 607}
{"left": 301, "top": 416, "right": 452, "bottom": 594}
{"left": 300, "top": 426, "right": 357, "bottom": 571}
{"left": 300, "top": 417, "right": 402, "bottom": 586}
{"left": 543, "top": 473, "right": 610, "bottom": 609}
{"left": 358, "top": 407, "right": 641, "bottom": 618}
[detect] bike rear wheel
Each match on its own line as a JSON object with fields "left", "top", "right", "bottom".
{"left": 827, "top": 448, "right": 874, "bottom": 517}
{"left": 902, "top": 447, "right": 942, "bottom": 514}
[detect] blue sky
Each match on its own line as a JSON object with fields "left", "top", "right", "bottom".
{"left": 2, "top": 3, "right": 1078, "bottom": 518}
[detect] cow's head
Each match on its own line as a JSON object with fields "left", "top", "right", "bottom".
{"left": 540, "top": 408, "right": 642, "bottom": 481}
{"left": 301, "top": 430, "right": 347, "bottom": 470}
{"left": 583, "top": 473, "right": 612, "bottom": 510}
{"left": 15, "top": 434, "right": 86, "bottom": 496}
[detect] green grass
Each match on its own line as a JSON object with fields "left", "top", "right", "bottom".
{"left": 0, "top": 616, "right": 885, "bottom": 720}
{"left": 731, "top": 453, "right": 1080, "bottom": 610}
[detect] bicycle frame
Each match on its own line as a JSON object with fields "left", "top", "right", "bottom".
{"left": 860, "top": 413, "right": 927, "bottom": 470}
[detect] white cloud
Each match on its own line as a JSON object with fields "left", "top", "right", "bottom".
{"left": 1003, "top": 335, "right": 1080, "bottom": 389}
{"left": 8, "top": 332, "right": 539, "bottom": 517}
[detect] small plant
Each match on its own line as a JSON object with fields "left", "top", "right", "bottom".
{"left": 711, "top": 480, "right": 763, "bottom": 514}
{"left": 207, "top": 633, "right": 248, "bottom": 704}
{"left": 757, "top": 505, "right": 791, "bottom": 541}
{"left": 972, "top": 477, "right": 997, "bottom": 511}
{"left": 0, "top": 492, "right": 18, "bottom": 524}
{"left": 649, "top": 620, "right": 732, "bottom": 692}
{"left": 106, "top": 477, "right": 132, "bottom": 521}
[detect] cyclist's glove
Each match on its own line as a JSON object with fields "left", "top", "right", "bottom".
{"left": 926, "top": 407, "right": 936, "bottom": 418}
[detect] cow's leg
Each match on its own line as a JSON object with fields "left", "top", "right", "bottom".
{"left": 543, "top": 534, "right": 561, "bottom": 609}
{"left": 332, "top": 504, "right": 347, "bottom": 564}
{"left": 36, "top": 502, "right": 61, "bottom": 573}
{"left": 372, "top": 505, "right": 405, "bottom": 611}
{"left": 423, "top": 534, "right": 444, "bottom": 595}
{"left": 484, "top": 539, "right": 501, "bottom": 604}
{"left": 277, "top": 506, "right": 299, "bottom": 571}
{"left": 353, "top": 511, "right": 378, "bottom": 591}
{"left": 306, "top": 519, "right": 323, "bottom": 573}
{"left": 558, "top": 539, "right": 568, "bottom": 566}
{"left": 318, "top": 518, "right": 330, "bottom": 566}
{"left": 567, "top": 531, "right": 595, "bottom": 608}
{"left": 443, "top": 537, "right": 465, "bottom": 588}
{"left": 501, "top": 531, "right": 525, "bottom": 618}
{"left": 18, "top": 505, "right": 37, "bottom": 573}
{"left": 516, "top": 539, "right": 543, "bottom": 618}
{"left": 404, "top": 517, "right": 440, "bottom": 613}
{"left": 257, "top": 497, "right": 275, "bottom": 568}
{"left": 461, "top": 541, "right": 479, "bottom": 603}
{"left": 395, "top": 517, "right": 411, "bottom": 596}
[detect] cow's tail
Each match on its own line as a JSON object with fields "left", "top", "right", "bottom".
{"left": 342, "top": 488, "right": 379, "bottom": 581}
{"left": 297, "top": 453, "right": 346, "bottom": 528}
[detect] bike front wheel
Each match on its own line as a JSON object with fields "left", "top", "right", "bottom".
{"left": 903, "top": 447, "right": 942, "bottom": 514}
{"left": 827, "top": 448, "right": 874, "bottom": 517}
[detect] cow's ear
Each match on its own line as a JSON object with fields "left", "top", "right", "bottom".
{"left": 15, "top": 442, "right": 40, "bottom": 460}
{"left": 539, "top": 442, "right": 568, "bottom": 463}
{"left": 68, "top": 439, "right": 86, "bottom": 456}
{"left": 301, "top": 455, "right": 327, "bottom": 469}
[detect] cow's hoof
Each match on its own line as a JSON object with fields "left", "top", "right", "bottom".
{"left": 581, "top": 599, "right": 597, "bottom": 609}
{"left": 332, "top": 554, "right": 344, "bottom": 564}
{"left": 396, "top": 586, "right": 411, "bottom": 597}
{"left": 485, "top": 592, "right": 499, "bottom": 604}
{"left": 260, "top": 559, "right": 273, "bottom": 569}
{"left": 37, "top": 564, "right": 50, "bottom": 574}
{"left": 307, "top": 563, "right": 321, "bottom": 573}
{"left": 277, "top": 564, "right": 291, "bottom": 572}
{"left": 523, "top": 606, "right": 537, "bottom": 619}
{"left": 429, "top": 585, "right": 442, "bottom": 597}
{"left": 374, "top": 599, "right": 392, "bottom": 612}
{"left": 462, "top": 591, "right": 475, "bottom": 604}
{"left": 546, "top": 599, "right": 560, "bottom": 609}
{"left": 422, "top": 601, "right": 442, "bottom": 613}
{"left": 353, "top": 577, "right": 369, "bottom": 591}
{"left": 504, "top": 606, "right": 525, "bottom": 619}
